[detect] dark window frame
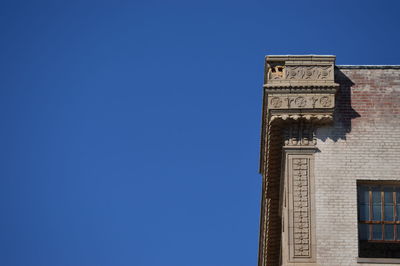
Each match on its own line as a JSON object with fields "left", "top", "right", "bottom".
{"left": 357, "top": 181, "right": 400, "bottom": 259}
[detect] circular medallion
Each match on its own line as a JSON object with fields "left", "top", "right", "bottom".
{"left": 294, "top": 96, "right": 306, "bottom": 107}
{"left": 270, "top": 97, "right": 282, "bottom": 108}
{"left": 319, "top": 96, "right": 331, "bottom": 107}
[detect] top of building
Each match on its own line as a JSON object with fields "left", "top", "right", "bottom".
{"left": 265, "top": 55, "right": 400, "bottom": 69}
{"left": 266, "top": 54, "right": 335, "bottom": 58}
{"left": 337, "top": 65, "right": 400, "bottom": 69}
{"left": 264, "top": 55, "right": 337, "bottom": 88}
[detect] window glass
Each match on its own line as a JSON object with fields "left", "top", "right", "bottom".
{"left": 384, "top": 187, "right": 394, "bottom": 203}
{"left": 385, "top": 224, "right": 394, "bottom": 240}
{"left": 358, "top": 186, "right": 369, "bottom": 203}
{"left": 358, "top": 183, "right": 400, "bottom": 259}
{"left": 372, "top": 224, "right": 382, "bottom": 240}
{"left": 397, "top": 225, "right": 400, "bottom": 241}
{"left": 359, "top": 203, "right": 369, "bottom": 221}
{"left": 384, "top": 187, "right": 394, "bottom": 221}
{"left": 397, "top": 188, "right": 400, "bottom": 221}
{"left": 373, "top": 205, "right": 382, "bottom": 221}
{"left": 372, "top": 189, "right": 382, "bottom": 221}
{"left": 359, "top": 224, "right": 369, "bottom": 240}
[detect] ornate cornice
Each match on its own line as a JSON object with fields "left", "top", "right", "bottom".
{"left": 265, "top": 55, "right": 339, "bottom": 120}
{"left": 265, "top": 55, "right": 338, "bottom": 87}
{"left": 260, "top": 55, "right": 339, "bottom": 173}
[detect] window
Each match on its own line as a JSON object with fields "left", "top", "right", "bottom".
{"left": 357, "top": 182, "right": 400, "bottom": 258}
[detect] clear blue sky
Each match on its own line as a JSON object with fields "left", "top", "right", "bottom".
{"left": 0, "top": 1, "right": 399, "bottom": 266}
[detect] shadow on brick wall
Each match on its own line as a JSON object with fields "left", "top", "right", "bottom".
{"left": 316, "top": 68, "right": 360, "bottom": 142}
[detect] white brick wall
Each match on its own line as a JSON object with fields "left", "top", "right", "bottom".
{"left": 311, "top": 68, "right": 400, "bottom": 265}
{"left": 314, "top": 117, "right": 400, "bottom": 265}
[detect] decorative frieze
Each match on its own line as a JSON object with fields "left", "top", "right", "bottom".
{"left": 265, "top": 55, "right": 338, "bottom": 88}
{"left": 267, "top": 65, "right": 334, "bottom": 82}
{"left": 268, "top": 94, "right": 335, "bottom": 109}
{"left": 264, "top": 56, "right": 338, "bottom": 126}
{"left": 287, "top": 65, "right": 333, "bottom": 81}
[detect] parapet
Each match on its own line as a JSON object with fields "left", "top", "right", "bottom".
{"left": 263, "top": 55, "right": 339, "bottom": 124}
{"left": 264, "top": 55, "right": 338, "bottom": 88}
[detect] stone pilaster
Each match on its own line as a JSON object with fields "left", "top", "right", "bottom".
{"left": 258, "top": 55, "right": 339, "bottom": 266}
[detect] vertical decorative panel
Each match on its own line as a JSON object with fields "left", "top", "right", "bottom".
{"left": 292, "top": 158, "right": 311, "bottom": 257}
{"left": 286, "top": 152, "right": 316, "bottom": 264}
{"left": 259, "top": 56, "right": 338, "bottom": 266}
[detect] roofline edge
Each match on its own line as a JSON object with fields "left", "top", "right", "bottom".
{"left": 337, "top": 65, "right": 400, "bottom": 69}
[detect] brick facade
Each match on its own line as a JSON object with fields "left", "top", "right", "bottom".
{"left": 314, "top": 67, "right": 400, "bottom": 265}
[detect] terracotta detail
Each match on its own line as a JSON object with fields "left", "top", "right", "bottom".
{"left": 284, "top": 123, "right": 316, "bottom": 147}
{"left": 259, "top": 55, "right": 338, "bottom": 266}
{"left": 292, "top": 158, "right": 311, "bottom": 257}
{"left": 267, "top": 94, "right": 335, "bottom": 110}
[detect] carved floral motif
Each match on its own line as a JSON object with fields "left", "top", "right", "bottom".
{"left": 268, "top": 94, "right": 334, "bottom": 109}
{"left": 319, "top": 96, "right": 331, "bottom": 107}
{"left": 270, "top": 97, "right": 282, "bottom": 108}
{"left": 292, "top": 158, "right": 311, "bottom": 258}
{"left": 294, "top": 96, "right": 306, "bottom": 107}
{"left": 281, "top": 65, "right": 333, "bottom": 81}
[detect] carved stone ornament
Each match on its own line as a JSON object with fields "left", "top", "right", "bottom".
{"left": 292, "top": 158, "right": 311, "bottom": 258}
{"left": 267, "top": 94, "right": 335, "bottom": 109}
{"left": 270, "top": 97, "right": 283, "bottom": 108}
{"left": 264, "top": 55, "right": 338, "bottom": 88}
{"left": 319, "top": 95, "right": 332, "bottom": 107}
{"left": 284, "top": 65, "right": 332, "bottom": 81}
{"left": 259, "top": 56, "right": 338, "bottom": 266}
{"left": 286, "top": 152, "right": 316, "bottom": 263}
{"left": 284, "top": 122, "right": 316, "bottom": 147}
{"left": 294, "top": 96, "right": 306, "bottom": 107}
